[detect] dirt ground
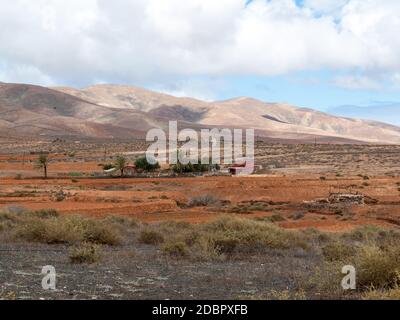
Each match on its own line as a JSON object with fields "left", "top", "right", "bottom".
{"left": 1, "top": 140, "right": 400, "bottom": 231}
{"left": 0, "top": 175, "right": 399, "bottom": 232}
{"left": 0, "top": 139, "right": 400, "bottom": 300}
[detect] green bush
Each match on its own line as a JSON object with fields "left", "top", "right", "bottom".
{"left": 68, "top": 172, "right": 83, "bottom": 177}
{"left": 135, "top": 157, "right": 160, "bottom": 171}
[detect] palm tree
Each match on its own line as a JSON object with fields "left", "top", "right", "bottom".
{"left": 35, "top": 153, "right": 49, "bottom": 179}
{"left": 114, "top": 155, "right": 127, "bottom": 177}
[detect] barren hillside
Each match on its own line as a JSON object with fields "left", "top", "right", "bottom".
{"left": 1, "top": 82, "right": 399, "bottom": 143}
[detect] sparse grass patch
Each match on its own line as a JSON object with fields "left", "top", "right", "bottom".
{"left": 68, "top": 172, "right": 83, "bottom": 177}
{"left": 27, "top": 209, "right": 59, "bottom": 219}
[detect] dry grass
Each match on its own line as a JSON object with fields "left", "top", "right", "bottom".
{"left": 14, "top": 216, "right": 121, "bottom": 245}
{"left": 0, "top": 209, "right": 122, "bottom": 245}
{"left": 140, "top": 215, "right": 308, "bottom": 261}
{"left": 363, "top": 286, "right": 400, "bottom": 300}
{"left": 69, "top": 243, "right": 101, "bottom": 264}
{"left": 353, "top": 245, "right": 400, "bottom": 290}
{"left": 139, "top": 229, "right": 165, "bottom": 245}
{"left": 322, "top": 242, "right": 356, "bottom": 262}
{"left": 2, "top": 206, "right": 400, "bottom": 299}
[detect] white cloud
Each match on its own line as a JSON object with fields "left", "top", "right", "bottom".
{"left": 151, "top": 78, "right": 225, "bottom": 101}
{"left": 0, "top": 0, "right": 399, "bottom": 90}
{"left": 334, "top": 75, "right": 381, "bottom": 90}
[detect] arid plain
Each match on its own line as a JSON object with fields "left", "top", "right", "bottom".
{"left": 1, "top": 139, "right": 400, "bottom": 231}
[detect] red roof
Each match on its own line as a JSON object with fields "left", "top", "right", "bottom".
{"left": 229, "top": 162, "right": 247, "bottom": 168}
{"left": 124, "top": 164, "right": 136, "bottom": 169}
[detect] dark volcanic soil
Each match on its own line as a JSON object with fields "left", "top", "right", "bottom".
{"left": 0, "top": 241, "right": 319, "bottom": 300}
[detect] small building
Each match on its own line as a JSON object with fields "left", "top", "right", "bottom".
{"left": 228, "top": 161, "right": 261, "bottom": 175}
{"left": 228, "top": 162, "right": 248, "bottom": 175}
{"left": 124, "top": 164, "right": 137, "bottom": 176}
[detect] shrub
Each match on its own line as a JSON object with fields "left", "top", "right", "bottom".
{"left": 187, "top": 195, "right": 219, "bottom": 207}
{"left": 139, "top": 229, "right": 164, "bottom": 245}
{"left": 53, "top": 190, "right": 67, "bottom": 202}
{"left": 171, "top": 161, "right": 217, "bottom": 174}
{"left": 292, "top": 213, "right": 305, "bottom": 220}
{"left": 139, "top": 216, "right": 308, "bottom": 260}
{"left": 202, "top": 216, "right": 307, "bottom": 252}
{"left": 354, "top": 245, "right": 400, "bottom": 290}
{"left": 68, "top": 172, "right": 83, "bottom": 177}
{"left": 266, "top": 215, "right": 286, "bottom": 223}
{"left": 14, "top": 215, "right": 121, "bottom": 245}
{"left": 80, "top": 219, "right": 121, "bottom": 245}
{"left": 135, "top": 157, "right": 160, "bottom": 171}
{"left": 322, "top": 242, "right": 356, "bottom": 262}
{"left": 15, "top": 218, "right": 79, "bottom": 244}
{"left": 162, "top": 241, "right": 189, "bottom": 257}
{"left": 69, "top": 243, "right": 101, "bottom": 264}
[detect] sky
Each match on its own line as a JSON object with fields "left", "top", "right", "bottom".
{"left": 1, "top": 0, "right": 400, "bottom": 123}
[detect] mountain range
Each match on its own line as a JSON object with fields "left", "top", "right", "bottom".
{"left": 0, "top": 82, "right": 399, "bottom": 144}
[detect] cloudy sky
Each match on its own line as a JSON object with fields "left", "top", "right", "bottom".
{"left": 1, "top": 0, "right": 400, "bottom": 122}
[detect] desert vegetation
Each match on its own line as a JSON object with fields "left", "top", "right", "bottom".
{"left": 35, "top": 154, "right": 49, "bottom": 179}
{"left": 1, "top": 205, "right": 400, "bottom": 299}
{"left": 1, "top": 140, "right": 400, "bottom": 299}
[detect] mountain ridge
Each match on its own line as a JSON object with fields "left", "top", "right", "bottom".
{"left": 1, "top": 82, "right": 399, "bottom": 144}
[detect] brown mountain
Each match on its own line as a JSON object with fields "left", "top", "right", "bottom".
{"left": 1, "top": 82, "right": 400, "bottom": 144}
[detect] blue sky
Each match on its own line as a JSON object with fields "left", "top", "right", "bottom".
{"left": 212, "top": 72, "right": 400, "bottom": 112}
{"left": 1, "top": 0, "right": 400, "bottom": 124}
